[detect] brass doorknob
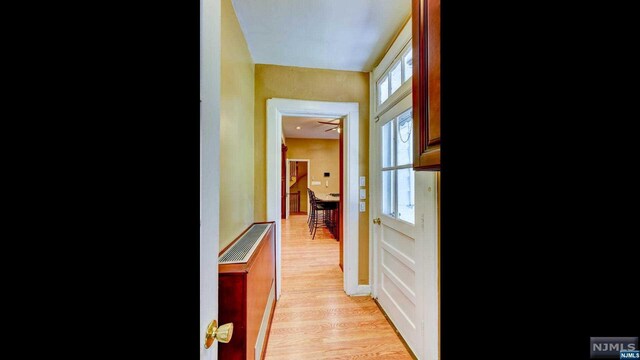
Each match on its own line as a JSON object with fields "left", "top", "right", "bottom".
{"left": 373, "top": 218, "right": 381, "bottom": 225}
{"left": 204, "top": 320, "right": 234, "bottom": 349}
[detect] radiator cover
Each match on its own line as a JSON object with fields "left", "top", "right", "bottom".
{"left": 218, "top": 222, "right": 277, "bottom": 360}
{"left": 219, "top": 223, "right": 270, "bottom": 264}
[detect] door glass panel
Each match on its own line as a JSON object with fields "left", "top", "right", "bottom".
{"left": 379, "top": 77, "right": 389, "bottom": 104}
{"left": 390, "top": 62, "right": 402, "bottom": 94}
{"left": 396, "top": 109, "right": 413, "bottom": 166}
{"left": 382, "top": 170, "right": 396, "bottom": 217}
{"left": 403, "top": 48, "right": 413, "bottom": 82}
{"left": 378, "top": 101, "right": 413, "bottom": 224}
{"left": 382, "top": 120, "right": 394, "bottom": 168}
{"left": 396, "top": 168, "right": 415, "bottom": 223}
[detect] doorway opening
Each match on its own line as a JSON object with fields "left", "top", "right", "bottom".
{"left": 266, "top": 98, "right": 363, "bottom": 298}
{"left": 285, "top": 159, "right": 310, "bottom": 217}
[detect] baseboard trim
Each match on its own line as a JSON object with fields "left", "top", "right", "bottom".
{"left": 260, "top": 284, "right": 277, "bottom": 360}
{"left": 352, "top": 284, "right": 371, "bottom": 296}
{"left": 373, "top": 298, "right": 418, "bottom": 360}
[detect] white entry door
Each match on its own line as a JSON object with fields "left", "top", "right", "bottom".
{"left": 372, "top": 94, "right": 422, "bottom": 355}
{"left": 201, "top": 0, "right": 220, "bottom": 357}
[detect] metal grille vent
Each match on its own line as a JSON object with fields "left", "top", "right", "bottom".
{"left": 219, "top": 223, "right": 270, "bottom": 264}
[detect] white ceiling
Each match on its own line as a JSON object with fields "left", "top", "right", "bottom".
{"left": 231, "top": 0, "right": 411, "bottom": 72}
{"left": 283, "top": 116, "right": 341, "bottom": 140}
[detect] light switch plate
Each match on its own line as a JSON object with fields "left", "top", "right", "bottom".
{"left": 359, "top": 189, "right": 366, "bottom": 199}
{"left": 359, "top": 201, "right": 366, "bottom": 212}
{"left": 359, "top": 176, "right": 366, "bottom": 186}
{"left": 311, "top": 181, "right": 321, "bottom": 186}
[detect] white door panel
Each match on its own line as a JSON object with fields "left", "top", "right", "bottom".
{"left": 379, "top": 222, "right": 418, "bottom": 350}
{"left": 381, "top": 245, "right": 415, "bottom": 291}
{"left": 381, "top": 213, "right": 416, "bottom": 237}
{"left": 381, "top": 271, "right": 417, "bottom": 322}
{"left": 373, "top": 93, "right": 421, "bottom": 357}
{"left": 381, "top": 225, "right": 416, "bottom": 260}
{"left": 381, "top": 262, "right": 416, "bottom": 306}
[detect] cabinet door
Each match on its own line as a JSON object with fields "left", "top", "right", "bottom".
{"left": 412, "top": 0, "right": 440, "bottom": 170}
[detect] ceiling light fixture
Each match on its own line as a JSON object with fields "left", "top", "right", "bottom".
{"left": 296, "top": 126, "right": 301, "bottom": 130}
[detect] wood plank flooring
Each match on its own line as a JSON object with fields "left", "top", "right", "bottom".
{"left": 264, "top": 215, "right": 413, "bottom": 359}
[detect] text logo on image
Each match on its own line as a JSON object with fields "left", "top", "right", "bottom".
{"left": 590, "top": 337, "right": 638, "bottom": 359}
{"left": 620, "top": 350, "right": 639, "bottom": 359}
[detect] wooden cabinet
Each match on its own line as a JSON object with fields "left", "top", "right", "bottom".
{"left": 412, "top": 0, "right": 441, "bottom": 170}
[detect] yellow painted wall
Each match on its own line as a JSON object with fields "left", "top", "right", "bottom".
{"left": 219, "top": 0, "right": 255, "bottom": 249}
{"left": 287, "top": 138, "right": 340, "bottom": 195}
{"left": 255, "top": 65, "right": 370, "bottom": 283}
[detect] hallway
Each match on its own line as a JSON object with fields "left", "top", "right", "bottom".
{"left": 264, "top": 215, "right": 413, "bottom": 359}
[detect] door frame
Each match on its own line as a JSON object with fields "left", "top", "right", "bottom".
{"left": 415, "top": 171, "right": 440, "bottom": 360}
{"left": 286, "top": 159, "right": 311, "bottom": 218}
{"left": 267, "top": 98, "right": 361, "bottom": 297}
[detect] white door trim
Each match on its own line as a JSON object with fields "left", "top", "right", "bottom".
{"left": 200, "top": 0, "right": 220, "bottom": 358}
{"left": 368, "top": 72, "right": 376, "bottom": 299}
{"left": 267, "top": 98, "right": 360, "bottom": 297}
{"left": 287, "top": 159, "right": 311, "bottom": 216}
{"left": 416, "top": 172, "right": 439, "bottom": 360}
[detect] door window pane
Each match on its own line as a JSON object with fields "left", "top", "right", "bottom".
{"left": 390, "top": 62, "right": 402, "bottom": 95}
{"left": 396, "top": 168, "right": 415, "bottom": 223}
{"left": 403, "top": 49, "right": 413, "bottom": 82}
{"left": 382, "top": 120, "right": 394, "bottom": 168}
{"left": 382, "top": 170, "right": 396, "bottom": 217}
{"left": 396, "top": 109, "right": 413, "bottom": 166}
{"left": 379, "top": 77, "right": 389, "bottom": 104}
{"left": 379, "top": 105, "right": 414, "bottom": 224}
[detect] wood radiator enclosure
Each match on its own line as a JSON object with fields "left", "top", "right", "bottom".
{"left": 218, "top": 221, "right": 277, "bottom": 360}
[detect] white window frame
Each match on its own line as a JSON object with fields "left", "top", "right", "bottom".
{"left": 375, "top": 40, "right": 414, "bottom": 115}
{"left": 379, "top": 101, "right": 415, "bottom": 224}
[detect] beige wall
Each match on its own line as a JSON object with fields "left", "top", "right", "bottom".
{"left": 219, "top": 0, "right": 255, "bottom": 250}
{"left": 254, "top": 64, "right": 370, "bottom": 283}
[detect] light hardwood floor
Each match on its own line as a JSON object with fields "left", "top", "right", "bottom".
{"left": 264, "top": 215, "right": 413, "bottom": 360}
